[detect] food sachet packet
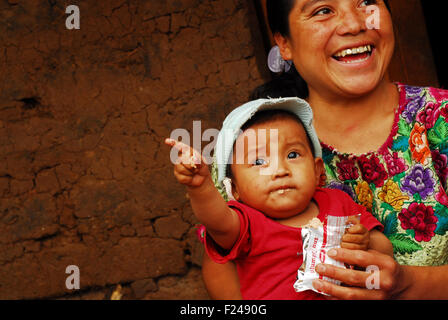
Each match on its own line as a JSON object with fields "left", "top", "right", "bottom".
{"left": 293, "top": 215, "right": 350, "bottom": 295}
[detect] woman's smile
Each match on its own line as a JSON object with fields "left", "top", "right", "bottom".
{"left": 332, "top": 43, "right": 374, "bottom": 64}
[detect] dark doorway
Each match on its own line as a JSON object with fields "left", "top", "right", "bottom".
{"left": 421, "top": 1, "right": 448, "bottom": 89}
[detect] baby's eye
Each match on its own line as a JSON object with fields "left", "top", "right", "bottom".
{"left": 287, "top": 151, "right": 300, "bottom": 159}
{"left": 254, "top": 158, "right": 267, "bottom": 166}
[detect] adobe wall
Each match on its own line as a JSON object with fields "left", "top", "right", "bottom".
{"left": 0, "top": 0, "right": 269, "bottom": 299}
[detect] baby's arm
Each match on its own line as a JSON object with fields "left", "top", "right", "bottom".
{"left": 368, "top": 229, "right": 394, "bottom": 257}
{"left": 165, "top": 138, "right": 240, "bottom": 250}
{"left": 341, "top": 215, "right": 393, "bottom": 257}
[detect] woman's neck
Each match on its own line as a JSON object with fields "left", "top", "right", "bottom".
{"left": 307, "top": 80, "right": 399, "bottom": 154}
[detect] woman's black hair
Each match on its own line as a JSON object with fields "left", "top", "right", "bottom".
{"left": 250, "top": 64, "right": 308, "bottom": 99}
{"left": 266, "top": 0, "right": 296, "bottom": 37}
{"left": 266, "top": 0, "right": 390, "bottom": 37}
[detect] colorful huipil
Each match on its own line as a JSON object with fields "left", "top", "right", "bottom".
{"left": 322, "top": 83, "right": 448, "bottom": 266}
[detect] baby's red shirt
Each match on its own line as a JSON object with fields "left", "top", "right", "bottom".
{"left": 205, "top": 187, "right": 383, "bottom": 300}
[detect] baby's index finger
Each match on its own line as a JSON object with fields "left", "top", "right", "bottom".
{"left": 165, "top": 138, "right": 176, "bottom": 146}
{"left": 166, "top": 138, "right": 203, "bottom": 167}
{"left": 165, "top": 138, "right": 191, "bottom": 153}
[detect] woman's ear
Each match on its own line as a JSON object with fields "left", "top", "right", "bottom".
{"left": 273, "top": 32, "right": 293, "bottom": 61}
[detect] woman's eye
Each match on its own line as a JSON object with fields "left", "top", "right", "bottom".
{"left": 313, "top": 7, "right": 332, "bottom": 16}
{"left": 254, "top": 158, "right": 267, "bottom": 166}
{"left": 360, "top": 0, "right": 377, "bottom": 6}
{"left": 287, "top": 151, "right": 300, "bottom": 159}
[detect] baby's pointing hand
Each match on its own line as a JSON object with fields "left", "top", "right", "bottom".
{"left": 165, "top": 138, "right": 210, "bottom": 188}
{"left": 340, "top": 215, "right": 369, "bottom": 251}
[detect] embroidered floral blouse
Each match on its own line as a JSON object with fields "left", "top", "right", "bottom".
{"left": 322, "top": 83, "right": 448, "bottom": 266}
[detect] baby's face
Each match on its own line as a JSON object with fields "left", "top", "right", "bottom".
{"left": 230, "top": 117, "right": 323, "bottom": 219}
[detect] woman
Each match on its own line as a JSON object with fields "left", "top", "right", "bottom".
{"left": 202, "top": 0, "right": 448, "bottom": 299}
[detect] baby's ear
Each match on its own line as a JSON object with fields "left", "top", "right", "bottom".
{"left": 314, "top": 157, "right": 325, "bottom": 187}
{"left": 222, "top": 177, "right": 238, "bottom": 201}
{"left": 230, "top": 179, "right": 240, "bottom": 201}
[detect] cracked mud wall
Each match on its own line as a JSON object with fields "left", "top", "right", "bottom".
{"left": 0, "top": 0, "right": 269, "bottom": 299}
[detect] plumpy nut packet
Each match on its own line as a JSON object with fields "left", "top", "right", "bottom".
{"left": 293, "top": 215, "right": 351, "bottom": 295}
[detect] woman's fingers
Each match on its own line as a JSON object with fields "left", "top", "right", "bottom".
{"left": 314, "top": 248, "right": 401, "bottom": 299}
{"left": 340, "top": 242, "right": 367, "bottom": 250}
{"left": 315, "top": 262, "right": 370, "bottom": 287}
{"left": 313, "top": 279, "right": 387, "bottom": 300}
{"left": 325, "top": 248, "right": 386, "bottom": 268}
{"left": 328, "top": 248, "right": 370, "bottom": 267}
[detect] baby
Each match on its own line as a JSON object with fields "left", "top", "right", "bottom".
{"left": 165, "top": 98, "right": 393, "bottom": 299}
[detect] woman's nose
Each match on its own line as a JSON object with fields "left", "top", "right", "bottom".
{"left": 336, "top": 6, "right": 367, "bottom": 36}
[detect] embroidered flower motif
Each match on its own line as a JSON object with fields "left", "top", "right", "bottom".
{"left": 398, "top": 202, "right": 438, "bottom": 242}
{"left": 327, "top": 181, "right": 356, "bottom": 200}
{"left": 406, "top": 86, "right": 423, "bottom": 96}
{"left": 417, "top": 102, "right": 441, "bottom": 129}
{"left": 322, "top": 146, "right": 335, "bottom": 164}
{"left": 409, "top": 122, "right": 431, "bottom": 165}
{"left": 355, "top": 181, "right": 373, "bottom": 212}
{"left": 378, "top": 180, "right": 409, "bottom": 211}
{"left": 357, "top": 155, "right": 388, "bottom": 188}
{"left": 435, "top": 185, "right": 448, "bottom": 207}
{"left": 428, "top": 87, "right": 448, "bottom": 103}
{"left": 403, "top": 95, "right": 424, "bottom": 124}
{"left": 384, "top": 152, "right": 408, "bottom": 176}
{"left": 431, "top": 150, "right": 448, "bottom": 184}
{"left": 336, "top": 156, "right": 359, "bottom": 181}
{"left": 440, "top": 103, "right": 448, "bottom": 123}
{"left": 401, "top": 164, "right": 435, "bottom": 200}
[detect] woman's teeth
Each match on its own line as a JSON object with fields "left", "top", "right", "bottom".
{"left": 334, "top": 45, "right": 372, "bottom": 63}
{"left": 334, "top": 45, "right": 372, "bottom": 58}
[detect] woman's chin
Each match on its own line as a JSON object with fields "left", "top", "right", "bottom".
{"left": 333, "top": 75, "right": 384, "bottom": 98}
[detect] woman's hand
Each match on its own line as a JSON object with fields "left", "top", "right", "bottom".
{"left": 312, "top": 248, "right": 406, "bottom": 300}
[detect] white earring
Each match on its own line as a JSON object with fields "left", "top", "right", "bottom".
{"left": 267, "top": 46, "right": 292, "bottom": 73}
